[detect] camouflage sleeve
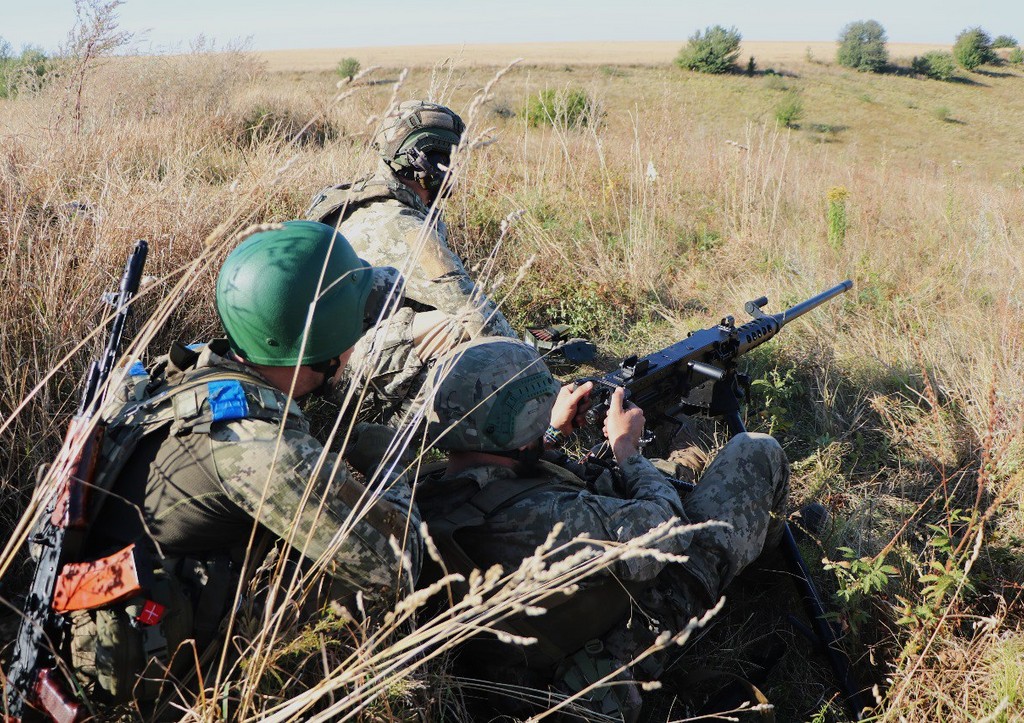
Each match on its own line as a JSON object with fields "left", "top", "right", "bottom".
{"left": 210, "top": 419, "right": 420, "bottom": 596}
{"left": 560, "top": 454, "right": 689, "bottom": 583}
{"left": 352, "top": 204, "right": 516, "bottom": 339}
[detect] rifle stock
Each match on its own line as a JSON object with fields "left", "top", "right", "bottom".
{"left": 4, "top": 240, "right": 148, "bottom": 722}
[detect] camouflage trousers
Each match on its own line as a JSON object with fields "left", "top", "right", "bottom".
{"left": 342, "top": 307, "right": 427, "bottom": 425}
{"left": 345, "top": 306, "right": 505, "bottom": 426}
{"left": 525, "top": 433, "right": 790, "bottom": 721}
{"left": 604, "top": 432, "right": 790, "bottom": 677}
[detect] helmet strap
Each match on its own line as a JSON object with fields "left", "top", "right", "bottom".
{"left": 489, "top": 437, "right": 545, "bottom": 475}
{"left": 307, "top": 357, "right": 342, "bottom": 398}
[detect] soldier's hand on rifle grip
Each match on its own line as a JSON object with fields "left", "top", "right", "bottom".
{"left": 603, "top": 387, "right": 645, "bottom": 463}
{"left": 550, "top": 381, "right": 594, "bottom": 437}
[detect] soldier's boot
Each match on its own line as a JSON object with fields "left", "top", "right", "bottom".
{"left": 525, "top": 324, "right": 597, "bottom": 364}
{"left": 789, "top": 502, "right": 832, "bottom": 542}
{"left": 552, "top": 640, "right": 642, "bottom": 723}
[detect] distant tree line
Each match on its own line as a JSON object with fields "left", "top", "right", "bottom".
{"left": 672, "top": 21, "right": 1022, "bottom": 80}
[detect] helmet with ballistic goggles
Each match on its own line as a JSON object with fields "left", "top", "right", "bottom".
{"left": 215, "top": 221, "right": 374, "bottom": 366}
{"left": 373, "top": 100, "right": 465, "bottom": 192}
{"left": 423, "top": 337, "right": 560, "bottom": 452}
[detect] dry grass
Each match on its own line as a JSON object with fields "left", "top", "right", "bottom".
{"left": 1, "top": 34, "right": 1022, "bottom": 723}
{"left": 254, "top": 41, "right": 953, "bottom": 72}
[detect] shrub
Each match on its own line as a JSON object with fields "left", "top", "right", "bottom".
{"left": 827, "top": 186, "right": 849, "bottom": 249}
{"left": 523, "top": 87, "right": 598, "bottom": 128}
{"left": 837, "top": 20, "right": 889, "bottom": 72}
{"left": 953, "top": 27, "right": 996, "bottom": 70}
{"left": 933, "top": 106, "right": 952, "bottom": 122}
{"left": 911, "top": 51, "right": 957, "bottom": 81}
{"left": 336, "top": 56, "right": 360, "bottom": 82}
{"left": 1010, "top": 47, "right": 1024, "bottom": 65}
{"left": 992, "top": 34, "right": 1018, "bottom": 48}
{"left": 0, "top": 46, "right": 51, "bottom": 98}
{"left": 675, "top": 25, "right": 742, "bottom": 74}
{"left": 774, "top": 91, "right": 803, "bottom": 128}
{"left": 235, "top": 104, "right": 338, "bottom": 147}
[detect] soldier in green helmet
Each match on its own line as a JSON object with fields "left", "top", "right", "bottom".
{"left": 63, "top": 221, "right": 420, "bottom": 707}
{"left": 305, "top": 100, "right": 517, "bottom": 425}
{"left": 416, "top": 337, "right": 790, "bottom": 722}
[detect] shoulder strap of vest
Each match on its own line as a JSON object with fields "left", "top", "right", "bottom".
{"left": 305, "top": 175, "right": 400, "bottom": 226}
{"left": 88, "top": 368, "right": 302, "bottom": 528}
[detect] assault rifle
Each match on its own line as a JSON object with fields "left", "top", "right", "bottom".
{"left": 581, "top": 280, "right": 869, "bottom": 720}
{"left": 5, "top": 240, "right": 148, "bottom": 723}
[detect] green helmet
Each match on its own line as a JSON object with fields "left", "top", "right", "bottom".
{"left": 373, "top": 100, "right": 465, "bottom": 181}
{"left": 216, "top": 220, "right": 373, "bottom": 366}
{"left": 424, "top": 337, "right": 560, "bottom": 452}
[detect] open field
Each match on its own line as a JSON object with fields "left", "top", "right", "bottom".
{"left": 257, "top": 41, "right": 953, "bottom": 71}
{"left": 1, "top": 36, "right": 1023, "bottom": 722}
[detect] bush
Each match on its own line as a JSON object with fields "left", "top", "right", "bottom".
{"left": 953, "top": 27, "right": 996, "bottom": 70}
{"left": 0, "top": 46, "right": 51, "bottom": 98}
{"left": 235, "top": 104, "right": 338, "bottom": 147}
{"left": 336, "top": 57, "right": 360, "bottom": 82}
{"left": 992, "top": 35, "right": 1018, "bottom": 48}
{"left": 523, "top": 87, "right": 598, "bottom": 128}
{"left": 774, "top": 91, "right": 803, "bottom": 128}
{"left": 675, "top": 25, "right": 742, "bottom": 74}
{"left": 911, "top": 51, "right": 958, "bottom": 81}
{"left": 837, "top": 20, "right": 889, "bottom": 72}
{"left": 1010, "top": 47, "right": 1024, "bottom": 66}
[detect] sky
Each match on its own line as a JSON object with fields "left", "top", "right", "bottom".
{"left": 2, "top": 0, "right": 1022, "bottom": 55}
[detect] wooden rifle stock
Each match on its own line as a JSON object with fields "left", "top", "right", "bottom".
{"left": 4, "top": 240, "right": 147, "bottom": 722}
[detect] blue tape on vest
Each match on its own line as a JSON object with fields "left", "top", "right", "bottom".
{"left": 128, "top": 361, "right": 147, "bottom": 377}
{"left": 208, "top": 380, "right": 249, "bottom": 422}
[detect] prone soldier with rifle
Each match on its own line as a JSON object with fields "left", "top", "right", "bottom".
{"left": 415, "top": 281, "right": 869, "bottom": 721}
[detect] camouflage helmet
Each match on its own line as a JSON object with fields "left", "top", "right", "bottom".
{"left": 373, "top": 100, "right": 465, "bottom": 180}
{"left": 216, "top": 221, "right": 374, "bottom": 366}
{"left": 424, "top": 337, "right": 560, "bottom": 452}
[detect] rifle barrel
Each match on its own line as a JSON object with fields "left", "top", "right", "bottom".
{"left": 777, "top": 280, "right": 853, "bottom": 326}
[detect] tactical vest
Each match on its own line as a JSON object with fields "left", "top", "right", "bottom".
{"left": 417, "top": 461, "right": 639, "bottom": 672}
{"left": 304, "top": 173, "right": 424, "bottom": 229}
{"left": 59, "top": 340, "right": 305, "bottom": 703}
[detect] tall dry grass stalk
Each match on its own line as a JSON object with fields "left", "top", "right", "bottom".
{"left": 1, "top": 37, "right": 1023, "bottom": 721}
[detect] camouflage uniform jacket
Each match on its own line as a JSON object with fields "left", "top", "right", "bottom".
{"left": 419, "top": 454, "right": 687, "bottom": 585}
{"left": 420, "top": 433, "right": 789, "bottom": 619}
{"left": 307, "top": 164, "right": 516, "bottom": 341}
{"left": 86, "top": 339, "right": 421, "bottom": 598}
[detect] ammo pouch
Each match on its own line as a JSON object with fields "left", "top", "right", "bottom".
{"left": 68, "top": 560, "right": 193, "bottom": 704}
